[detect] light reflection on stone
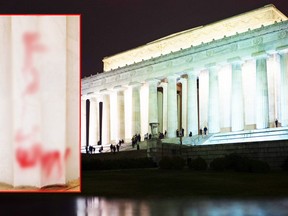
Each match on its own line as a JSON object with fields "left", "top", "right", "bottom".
{"left": 76, "top": 197, "right": 288, "bottom": 216}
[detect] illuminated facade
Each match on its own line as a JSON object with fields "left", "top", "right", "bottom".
{"left": 82, "top": 5, "right": 288, "bottom": 149}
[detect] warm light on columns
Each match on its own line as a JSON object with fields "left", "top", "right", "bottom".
{"left": 131, "top": 83, "right": 142, "bottom": 136}
{"left": 208, "top": 64, "right": 220, "bottom": 133}
{"left": 167, "top": 75, "right": 178, "bottom": 138}
{"left": 89, "top": 97, "right": 97, "bottom": 146}
{"left": 81, "top": 99, "right": 86, "bottom": 151}
{"left": 187, "top": 71, "right": 198, "bottom": 136}
{"left": 179, "top": 77, "right": 187, "bottom": 136}
{"left": 242, "top": 60, "right": 256, "bottom": 128}
{"left": 140, "top": 83, "right": 149, "bottom": 138}
{"left": 199, "top": 70, "right": 209, "bottom": 129}
{"left": 109, "top": 91, "right": 118, "bottom": 143}
{"left": 148, "top": 79, "right": 159, "bottom": 124}
{"left": 255, "top": 53, "right": 269, "bottom": 129}
{"left": 230, "top": 60, "right": 244, "bottom": 131}
{"left": 124, "top": 87, "right": 132, "bottom": 141}
{"left": 279, "top": 51, "right": 288, "bottom": 126}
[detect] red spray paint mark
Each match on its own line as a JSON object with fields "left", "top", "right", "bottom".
{"left": 16, "top": 146, "right": 71, "bottom": 179}
{"left": 22, "top": 32, "right": 46, "bottom": 95}
{"left": 14, "top": 32, "right": 69, "bottom": 181}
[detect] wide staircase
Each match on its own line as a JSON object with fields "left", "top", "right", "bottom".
{"left": 204, "top": 127, "right": 288, "bottom": 145}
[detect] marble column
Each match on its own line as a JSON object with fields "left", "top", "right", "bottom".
{"left": 148, "top": 79, "right": 159, "bottom": 124}
{"left": 0, "top": 16, "right": 13, "bottom": 184}
{"left": 117, "top": 90, "right": 125, "bottom": 140}
{"left": 280, "top": 51, "right": 288, "bottom": 126}
{"left": 255, "top": 53, "right": 269, "bottom": 129}
{"left": 157, "top": 91, "right": 163, "bottom": 132}
{"left": 180, "top": 78, "right": 187, "bottom": 136}
{"left": 161, "top": 82, "right": 168, "bottom": 135}
{"left": 81, "top": 99, "right": 86, "bottom": 150}
{"left": 131, "top": 83, "right": 141, "bottom": 136}
{"left": 102, "top": 94, "right": 110, "bottom": 145}
{"left": 89, "top": 97, "right": 97, "bottom": 146}
{"left": 187, "top": 72, "right": 198, "bottom": 136}
{"left": 230, "top": 59, "right": 244, "bottom": 131}
{"left": 208, "top": 64, "right": 220, "bottom": 133}
{"left": 109, "top": 91, "right": 118, "bottom": 143}
{"left": 167, "top": 75, "right": 178, "bottom": 138}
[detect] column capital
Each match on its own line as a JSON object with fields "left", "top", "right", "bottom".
{"left": 186, "top": 70, "right": 198, "bottom": 79}
{"left": 145, "top": 78, "right": 160, "bottom": 85}
{"left": 252, "top": 51, "right": 268, "bottom": 59}
{"left": 99, "top": 88, "right": 112, "bottom": 95}
{"left": 276, "top": 45, "right": 288, "bottom": 54}
{"left": 113, "top": 85, "right": 126, "bottom": 92}
{"left": 129, "top": 81, "right": 142, "bottom": 89}
{"left": 227, "top": 56, "right": 243, "bottom": 64}
{"left": 166, "top": 74, "right": 178, "bottom": 81}
{"left": 205, "top": 62, "right": 217, "bottom": 68}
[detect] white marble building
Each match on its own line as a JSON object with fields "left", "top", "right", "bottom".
{"left": 82, "top": 5, "right": 288, "bottom": 149}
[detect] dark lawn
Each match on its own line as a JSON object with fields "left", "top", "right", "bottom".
{"left": 82, "top": 169, "right": 288, "bottom": 199}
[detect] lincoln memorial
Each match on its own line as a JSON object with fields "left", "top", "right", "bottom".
{"left": 81, "top": 5, "right": 288, "bottom": 152}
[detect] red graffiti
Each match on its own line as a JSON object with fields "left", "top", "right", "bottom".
{"left": 16, "top": 144, "right": 41, "bottom": 168}
{"left": 22, "top": 32, "right": 46, "bottom": 95}
{"left": 16, "top": 145, "right": 70, "bottom": 179}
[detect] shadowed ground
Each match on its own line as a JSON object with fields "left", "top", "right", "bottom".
{"left": 82, "top": 169, "right": 288, "bottom": 198}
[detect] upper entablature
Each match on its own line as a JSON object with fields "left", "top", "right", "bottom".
{"left": 103, "top": 4, "right": 287, "bottom": 72}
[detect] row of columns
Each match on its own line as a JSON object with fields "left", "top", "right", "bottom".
{"left": 82, "top": 52, "right": 288, "bottom": 147}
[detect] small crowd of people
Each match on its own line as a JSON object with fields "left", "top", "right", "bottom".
{"left": 86, "top": 145, "right": 96, "bottom": 154}
{"left": 110, "top": 139, "right": 125, "bottom": 154}
{"left": 131, "top": 134, "right": 141, "bottom": 150}
{"left": 176, "top": 128, "right": 185, "bottom": 137}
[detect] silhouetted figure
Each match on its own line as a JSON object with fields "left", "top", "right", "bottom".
{"left": 110, "top": 144, "right": 113, "bottom": 152}
{"left": 149, "top": 134, "right": 152, "bottom": 139}
{"left": 113, "top": 145, "right": 116, "bottom": 154}
{"left": 85, "top": 146, "right": 89, "bottom": 154}
{"left": 176, "top": 129, "right": 179, "bottom": 137}
{"left": 181, "top": 128, "right": 184, "bottom": 136}
{"left": 116, "top": 144, "right": 120, "bottom": 152}
{"left": 165, "top": 130, "right": 167, "bottom": 136}
{"left": 199, "top": 129, "right": 203, "bottom": 136}
{"left": 275, "top": 119, "right": 278, "bottom": 127}
{"left": 204, "top": 126, "right": 208, "bottom": 135}
{"left": 189, "top": 131, "right": 192, "bottom": 137}
{"left": 99, "top": 146, "right": 103, "bottom": 153}
{"left": 89, "top": 145, "right": 95, "bottom": 154}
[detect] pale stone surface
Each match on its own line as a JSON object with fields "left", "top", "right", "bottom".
{"left": 81, "top": 99, "right": 87, "bottom": 149}
{"left": 148, "top": 79, "right": 159, "bottom": 124}
{"left": 103, "top": 5, "right": 287, "bottom": 72}
{"left": 231, "top": 62, "right": 244, "bottom": 131}
{"left": 167, "top": 75, "right": 178, "bottom": 138}
{"left": 131, "top": 84, "right": 141, "bottom": 135}
{"left": 117, "top": 91, "right": 125, "bottom": 140}
{"left": 255, "top": 56, "right": 269, "bottom": 129}
{"left": 208, "top": 65, "right": 220, "bottom": 133}
{"left": 280, "top": 52, "right": 288, "bottom": 126}
{"left": 89, "top": 98, "right": 97, "bottom": 146}
{"left": 180, "top": 78, "right": 187, "bottom": 136}
{"left": 187, "top": 72, "right": 198, "bottom": 136}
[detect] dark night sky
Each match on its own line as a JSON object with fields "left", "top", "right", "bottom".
{"left": 1, "top": 0, "right": 288, "bottom": 78}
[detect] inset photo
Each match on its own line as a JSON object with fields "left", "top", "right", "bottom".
{"left": 0, "top": 15, "right": 80, "bottom": 192}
